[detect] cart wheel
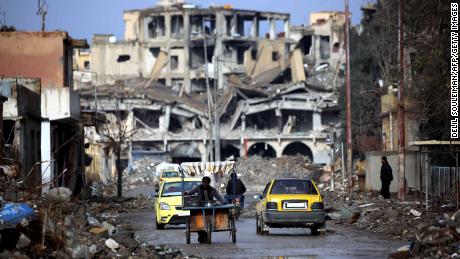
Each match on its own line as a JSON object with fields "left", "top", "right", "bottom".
{"left": 206, "top": 222, "right": 212, "bottom": 243}
{"left": 186, "top": 220, "right": 191, "bottom": 244}
{"left": 256, "top": 215, "right": 261, "bottom": 234}
{"left": 231, "top": 218, "right": 236, "bottom": 243}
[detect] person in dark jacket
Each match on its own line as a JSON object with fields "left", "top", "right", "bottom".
{"left": 380, "top": 156, "right": 393, "bottom": 199}
{"left": 225, "top": 172, "right": 246, "bottom": 208}
{"left": 185, "top": 176, "right": 225, "bottom": 204}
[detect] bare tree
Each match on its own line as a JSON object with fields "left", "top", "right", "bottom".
{"left": 101, "top": 79, "right": 136, "bottom": 197}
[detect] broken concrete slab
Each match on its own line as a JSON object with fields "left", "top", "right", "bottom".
{"left": 44, "top": 187, "right": 72, "bottom": 204}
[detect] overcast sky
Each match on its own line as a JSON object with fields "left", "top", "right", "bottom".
{"left": 1, "top": 0, "right": 368, "bottom": 41}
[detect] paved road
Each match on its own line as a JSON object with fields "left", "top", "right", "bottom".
{"left": 121, "top": 210, "right": 403, "bottom": 259}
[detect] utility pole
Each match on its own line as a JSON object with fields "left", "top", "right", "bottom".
{"left": 202, "top": 20, "right": 214, "bottom": 161}
{"left": 398, "top": 0, "right": 406, "bottom": 200}
{"left": 212, "top": 18, "right": 221, "bottom": 161}
{"left": 344, "top": 0, "right": 353, "bottom": 193}
{"left": 214, "top": 55, "right": 221, "bottom": 161}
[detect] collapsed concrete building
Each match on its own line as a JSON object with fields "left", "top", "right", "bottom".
{"left": 78, "top": 1, "right": 345, "bottom": 179}
{"left": 91, "top": 1, "right": 293, "bottom": 92}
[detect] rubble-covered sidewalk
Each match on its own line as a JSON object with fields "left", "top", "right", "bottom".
{"left": 0, "top": 185, "right": 186, "bottom": 259}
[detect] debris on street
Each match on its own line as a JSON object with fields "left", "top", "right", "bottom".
{"left": 0, "top": 189, "right": 180, "bottom": 258}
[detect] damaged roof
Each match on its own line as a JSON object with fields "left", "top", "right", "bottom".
{"left": 79, "top": 78, "right": 207, "bottom": 116}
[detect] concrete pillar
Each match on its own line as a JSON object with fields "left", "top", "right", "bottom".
{"left": 143, "top": 17, "right": 152, "bottom": 40}
{"left": 284, "top": 19, "right": 290, "bottom": 39}
{"left": 241, "top": 114, "right": 246, "bottom": 131}
{"left": 165, "top": 14, "right": 171, "bottom": 39}
{"left": 198, "top": 142, "right": 207, "bottom": 162}
{"left": 41, "top": 120, "right": 52, "bottom": 193}
{"left": 313, "top": 112, "right": 322, "bottom": 130}
{"left": 276, "top": 108, "right": 282, "bottom": 134}
{"left": 269, "top": 18, "right": 276, "bottom": 40}
{"left": 315, "top": 35, "right": 321, "bottom": 63}
{"left": 164, "top": 105, "right": 171, "bottom": 132}
{"left": 251, "top": 17, "right": 259, "bottom": 38}
{"left": 231, "top": 14, "right": 237, "bottom": 36}
{"left": 273, "top": 143, "right": 282, "bottom": 158}
{"left": 127, "top": 110, "right": 134, "bottom": 133}
{"left": 215, "top": 12, "right": 225, "bottom": 90}
{"left": 183, "top": 13, "right": 191, "bottom": 93}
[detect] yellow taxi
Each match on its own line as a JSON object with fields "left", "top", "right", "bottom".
{"left": 154, "top": 170, "right": 182, "bottom": 192}
{"left": 254, "top": 178, "right": 325, "bottom": 235}
{"left": 155, "top": 177, "right": 201, "bottom": 229}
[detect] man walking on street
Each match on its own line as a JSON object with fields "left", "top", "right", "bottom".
{"left": 380, "top": 156, "right": 393, "bottom": 199}
{"left": 225, "top": 172, "right": 246, "bottom": 208}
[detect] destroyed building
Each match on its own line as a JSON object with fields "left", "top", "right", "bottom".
{"left": 1, "top": 78, "right": 42, "bottom": 188}
{"left": 0, "top": 31, "right": 89, "bottom": 193}
{"left": 291, "top": 11, "right": 346, "bottom": 91}
{"left": 79, "top": 1, "right": 345, "bottom": 179}
{"left": 91, "top": 1, "right": 293, "bottom": 92}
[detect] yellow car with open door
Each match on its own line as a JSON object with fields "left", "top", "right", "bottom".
{"left": 254, "top": 178, "right": 325, "bottom": 235}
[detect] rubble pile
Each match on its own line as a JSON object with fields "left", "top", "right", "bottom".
{"left": 389, "top": 211, "right": 460, "bottom": 259}
{"left": 409, "top": 212, "right": 460, "bottom": 259}
{"left": 123, "top": 158, "right": 157, "bottom": 190}
{"left": 321, "top": 189, "right": 438, "bottom": 240}
{"left": 0, "top": 188, "right": 173, "bottom": 258}
{"left": 236, "top": 155, "right": 322, "bottom": 191}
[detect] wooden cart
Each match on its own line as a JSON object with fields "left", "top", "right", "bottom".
{"left": 180, "top": 161, "right": 238, "bottom": 244}
{"left": 184, "top": 204, "right": 237, "bottom": 244}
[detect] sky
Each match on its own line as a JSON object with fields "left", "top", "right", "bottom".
{"left": 1, "top": 0, "right": 368, "bottom": 42}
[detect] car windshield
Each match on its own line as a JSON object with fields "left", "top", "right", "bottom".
{"left": 161, "top": 181, "right": 200, "bottom": 197}
{"left": 270, "top": 179, "right": 318, "bottom": 195}
{"left": 162, "top": 171, "right": 179, "bottom": 178}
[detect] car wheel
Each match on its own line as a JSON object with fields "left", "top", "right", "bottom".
{"left": 260, "top": 216, "right": 269, "bottom": 235}
{"left": 310, "top": 226, "right": 319, "bottom": 236}
{"left": 156, "top": 221, "right": 165, "bottom": 230}
{"left": 256, "top": 215, "right": 261, "bottom": 234}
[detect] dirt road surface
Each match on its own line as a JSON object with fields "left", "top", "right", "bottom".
{"left": 120, "top": 210, "right": 403, "bottom": 259}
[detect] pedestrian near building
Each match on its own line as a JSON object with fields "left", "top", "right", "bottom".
{"left": 380, "top": 156, "right": 393, "bottom": 199}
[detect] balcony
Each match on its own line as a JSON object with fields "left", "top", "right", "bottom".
{"left": 41, "top": 87, "right": 80, "bottom": 121}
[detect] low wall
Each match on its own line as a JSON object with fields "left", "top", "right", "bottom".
{"left": 364, "top": 151, "right": 425, "bottom": 193}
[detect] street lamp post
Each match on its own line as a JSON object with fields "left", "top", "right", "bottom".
{"left": 199, "top": 20, "right": 214, "bottom": 161}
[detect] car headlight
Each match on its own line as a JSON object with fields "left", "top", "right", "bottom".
{"left": 266, "top": 202, "right": 278, "bottom": 211}
{"left": 159, "top": 202, "right": 171, "bottom": 210}
{"left": 311, "top": 202, "right": 324, "bottom": 210}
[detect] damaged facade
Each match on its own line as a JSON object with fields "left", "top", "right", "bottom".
{"left": 1, "top": 78, "right": 41, "bottom": 189}
{"left": 0, "top": 31, "right": 88, "bottom": 193}
{"left": 78, "top": 1, "right": 345, "bottom": 180}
